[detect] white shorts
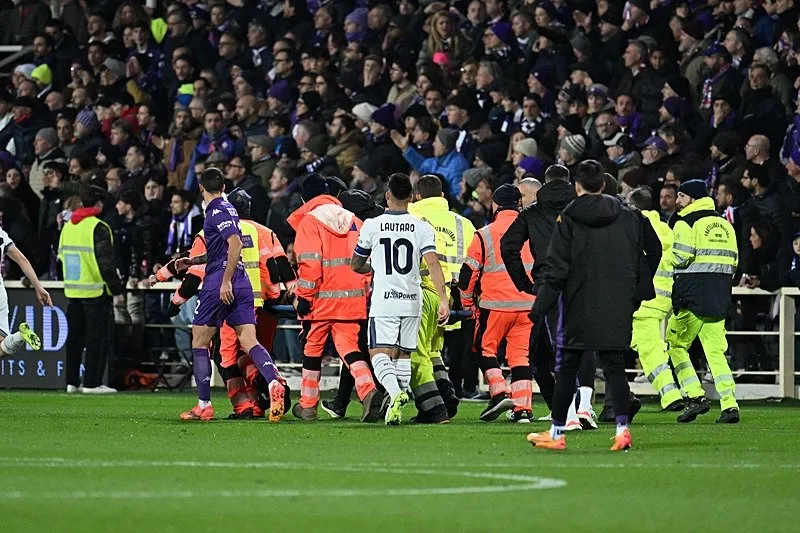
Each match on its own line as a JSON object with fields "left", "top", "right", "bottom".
{"left": 368, "top": 315, "right": 421, "bottom": 353}
{"left": 0, "top": 286, "right": 9, "bottom": 337}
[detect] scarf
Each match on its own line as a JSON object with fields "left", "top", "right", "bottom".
{"left": 166, "top": 205, "right": 200, "bottom": 254}
{"left": 168, "top": 135, "right": 184, "bottom": 172}
{"left": 701, "top": 64, "right": 731, "bottom": 109}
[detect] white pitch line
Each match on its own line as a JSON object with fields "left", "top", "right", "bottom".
{"left": 0, "top": 458, "right": 566, "bottom": 500}
{"left": 1, "top": 457, "right": 798, "bottom": 471}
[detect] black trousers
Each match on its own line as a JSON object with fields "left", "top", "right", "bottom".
{"left": 553, "top": 349, "right": 629, "bottom": 425}
{"left": 66, "top": 296, "right": 113, "bottom": 388}
{"left": 445, "top": 319, "right": 478, "bottom": 395}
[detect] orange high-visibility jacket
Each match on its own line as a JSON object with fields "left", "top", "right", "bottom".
{"left": 155, "top": 232, "right": 207, "bottom": 306}
{"left": 461, "top": 209, "right": 536, "bottom": 312}
{"left": 288, "top": 194, "right": 369, "bottom": 320}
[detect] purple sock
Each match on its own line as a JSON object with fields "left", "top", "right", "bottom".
{"left": 615, "top": 415, "right": 629, "bottom": 426}
{"left": 192, "top": 348, "right": 211, "bottom": 402}
{"left": 249, "top": 344, "right": 279, "bottom": 384}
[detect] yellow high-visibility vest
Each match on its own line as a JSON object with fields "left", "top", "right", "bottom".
{"left": 58, "top": 217, "right": 112, "bottom": 298}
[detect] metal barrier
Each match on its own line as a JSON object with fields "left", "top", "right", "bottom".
{"left": 5, "top": 281, "right": 799, "bottom": 398}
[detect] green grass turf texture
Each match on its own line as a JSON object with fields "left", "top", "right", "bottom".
{"left": 0, "top": 392, "right": 798, "bottom": 533}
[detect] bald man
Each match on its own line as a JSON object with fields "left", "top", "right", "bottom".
{"left": 519, "top": 178, "right": 542, "bottom": 208}
{"left": 236, "top": 95, "right": 267, "bottom": 138}
{"left": 744, "top": 135, "right": 769, "bottom": 165}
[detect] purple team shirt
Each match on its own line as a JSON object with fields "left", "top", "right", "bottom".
{"left": 203, "top": 196, "right": 250, "bottom": 289}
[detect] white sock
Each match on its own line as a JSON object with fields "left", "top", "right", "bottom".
{"left": 198, "top": 400, "right": 211, "bottom": 409}
{"left": 395, "top": 358, "right": 411, "bottom": 392}
{"left": 566, "top": 392, "right": 578, "bottom": 421}
{"left": 616, "top": 422, "right": 628, "bottom": 436}
{"left": 0, "top": 332, "right": 25, "bottom": 356}
{"left": 372, "top": 353, "right": 402, "bottom": 399}
{"left": 550, "top": 424, "right": 565, "bottom": 439}
{"left": 578, "top": 386, "right": 593, "bottom": 412}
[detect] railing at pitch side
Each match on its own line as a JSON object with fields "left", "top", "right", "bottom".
{"left": 6, "top": 282, "right": 800, "bottom": 398}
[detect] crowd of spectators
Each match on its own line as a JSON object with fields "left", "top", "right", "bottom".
{"left": 0, "top": 0, "right": 799, "bottom": 372}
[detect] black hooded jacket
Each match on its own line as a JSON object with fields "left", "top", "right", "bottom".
{"left": 500, "top": 179, "right": 576, "bottom": 294}
{"left": 530, "top": 194, "right": 659, "bottom": 351}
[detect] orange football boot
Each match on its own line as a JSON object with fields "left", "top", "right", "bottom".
{"left": 526, "top": 432, "right": 567, "bottom": 450}
{"left": 610, "top": 428, "right": 632, "bottom": 451}
{"left": 180, "top": 404, "right": 214, "bottom": 421}
{"left": 268, "top": 380, "right": 285, "bottom": 422}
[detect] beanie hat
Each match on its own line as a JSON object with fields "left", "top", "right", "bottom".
{"left": 677, "top": 179, "right": 708, "bottom": 200}
{"left": 76, "top": 107, "right": 100, "bottom": 133}
{"left": 325, "top": 176, "right": 348, "bottom": 197}
{"left": 298, "top": 90, "right": 322, "bottom": 113}
{"left": 492, "top": 183, "right": 522, "bottom": 207}
{"left": 31, "top": 64, "right": 52, "bottom": 86}
{"left": 344, "top": 8, "right": 368, "bottom": 42}
{"left": 604, "top": 132, "right": 635, "bottom": 152}
{"left": 13, "top": 63, "right": 35, "bottom": 81}
{"left": 432, "top": 51, "right": 451, "bottom": 67}
{"left": 435, "top": 128, "right": 459, "bottom": 153}
{"left": 519, "top": 156, "right": 545, "bottom": 176}
{"left": 301, "top": 172, "right": 329, "bottom": 201}
{"left": 712, "top": 85, "right": 740, "bottom": 109}
{"left": 514, "top": 138, "right": 539, "bottom": 157}
{"left": 562, "top": 134, "right": 586, "bottom": 159}
{"left": 370, "top": 103, "right": 396, "bottom": 130}
{"left": 570, "top": 34, "right": 592, "bottom": 57}
{"left": 36, "top": 127, "right": 58, "bottom": 146}
{"left": 268, "top": 80, "right": 294, "bottom": 103}
{"left": 587, "top": 84, "right": 609, "bottom": 98}
{"left": 43, "top": 160, "right": 68, "bottom": 176}
{"left": 490, "top": 21, "right": 515, "bottom": 48}
{"left": 131, "top": 52, "right": 152, "bottom": 73}
{"left": 354, "top": 155, "right": 376, "bottom": 177}
{"left": 559, "top": 114, "right": 584, "bottom": 135}
{"left": 463, "top": 167, "right": 492, "bottom": 189}
{"left": 352, "top": 102, "right": 378, "bottom": 124}
{"left": 305, "top": 134, "right": 331, "bottom": 157}
{"left": 102, "top": 58, "right": 125, "bottom": 79}
{"left": 665, "top": 75, "right": 691, "bottom": 100}
{"left": 475, "top": 142, "right": 507, "bottom": 171}
{"left": 711, "top": 131, "right": 740, "bottom": 156}
{"left": 644, "top": 135, "right": 668, "bottom": 152}
{"left": 681, "top": 20, "right": 705, "bottom": 41}
{"left": 663, "top": 96, "right": 692, "bottom": 120}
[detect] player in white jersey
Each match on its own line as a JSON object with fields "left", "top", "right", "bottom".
{"left": 352, "top": 173, "right": 450, "bottom": 425}
{"left": 0, "top": 227, "right": 52, "bottom": 358}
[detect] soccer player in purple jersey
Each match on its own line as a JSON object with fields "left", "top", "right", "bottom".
{"left": 175, "top": 168, "right": 286, "bottom": 422}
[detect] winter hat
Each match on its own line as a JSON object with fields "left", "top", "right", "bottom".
{"left": 76, "top": 107, "right": 100, "bottom": 133}
{"left": 677, "top": 179, "right": 708, "bottom": 200}
{"left": 432, "top": 52, "right": 451, "bottom": 67}
{"left": 562, "top": 134, "right": 586, "bottom": 159}
{"left": 102, "top": 58, "right": 125, "bottom": 79}
{"left": 599, "top": 6, "right": 623, "bottom": 26}
{"left": 587, "top": 84, "right": 609, "bottom": 98}
{"left": 681, "top": 19, "right": 705, "bottom": 41}
{"left": 463, "top": 167, "right": 493, "bottom": 188}
{"left": 190, "top": 4, "right": 211, "bottom": 23}
{"left": 446, "top": 91, "right": 476, "bottom": 113}
{"left": 131, "top": 52, "right": 152, "bottom": 73}
{"left": 352, "top": 102, "right": 378, "bottom": 124}
{"left": 529, "top": 65, "right": 553, "bottom": 89}
{"left": 644, "top": 135, "right": 668, "bottom": 152}
{"left": 31, "top": 64, "right": 52, "bottom": 86}
{"left": 712, "top": 85, "right": 740, "bottom": 109}
{"left": 622, "top": 167, "right": 649, "bottom": 188}
{"left": 268, "top": 80, "right": 294, "bottom": 103}
{"left": 604, "top": 132, "right": 634, "bottom": 152}
{"left": 435, "top": 128, "right": 459, "bottom": 152}
{"left": 301, "top": 172, "right": 329, "bottom": 201}
{"left": 492, "top": 184, "right": 522, "bottom": 207}
{"left": 35, "top": 127, "right": 58, "bottom": 146}
{"left": 325, "top": 176, "right": 348, "bottom": 196}
{"left": 629, "top": 0, "right": 651, "bottom": 13}
{"left": 570, "top": 34, "right": 592, "bottom": 57}
{"left": 711, "top": 131, "right": 740, "bottom": 156}
{"left": 305, "top": 134, "right": 331, "bottom": 157}
{"left": 514, "top": 138, "right": 539, "bottom": 157}
{"left": 490, "top": 21, "right": 515, "bottom": 48}
{"left": 344, "top": 8, "right": 369, "bottom": 42}
{"left": 475, "top": 142, "right": 507, "bottom": 171}
{"left": 663, "top": 97, "right": 692, "bottom": 120}
{"left": 665, "top": 75, "right": 691, "bottom": 100}
{"left": 248, "top": 135, "right": 275, "bottom": 151}
{"left": 298, "top": 90, "right": 322, "bottom": 113}
{"left": 519, "top": 156, "right": 545, "bottom": 176}
{"left": 13, "top": 63, "right": 35, "bottom": 81}
{"left": 370, "top": 103, "right": 396, "bottom": 130}
{"left": 354, "top": 155, "right": 376, "bottom": 177}
{"left": 559, "top": 114, "right": 584, "bottom": 135}
{"left": 43, "top": 160, "right": 68, "bottom": 176}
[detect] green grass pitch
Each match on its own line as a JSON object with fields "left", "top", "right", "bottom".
{"left": 0, "top": 391, "right": 798, "bottom": 532}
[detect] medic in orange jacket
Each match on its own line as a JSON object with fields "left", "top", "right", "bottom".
{"left": 458, "top": 184, "right": 536, "bottom": 421}
{"left": 287, "top": 187, "right": 380, "bottom": 419}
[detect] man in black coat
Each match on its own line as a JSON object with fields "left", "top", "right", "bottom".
{"left": 526, "top": 160, "right": 660, "bottom": 451}
{"left": 500, "top": 164, "right": 576, "bottom": 414}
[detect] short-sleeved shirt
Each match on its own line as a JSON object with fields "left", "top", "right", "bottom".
{"left": 354, "top": 210, "right": 437, "bottom": 317}
{"left": 203, "top": 196, "right": 249, "bottom": 290}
